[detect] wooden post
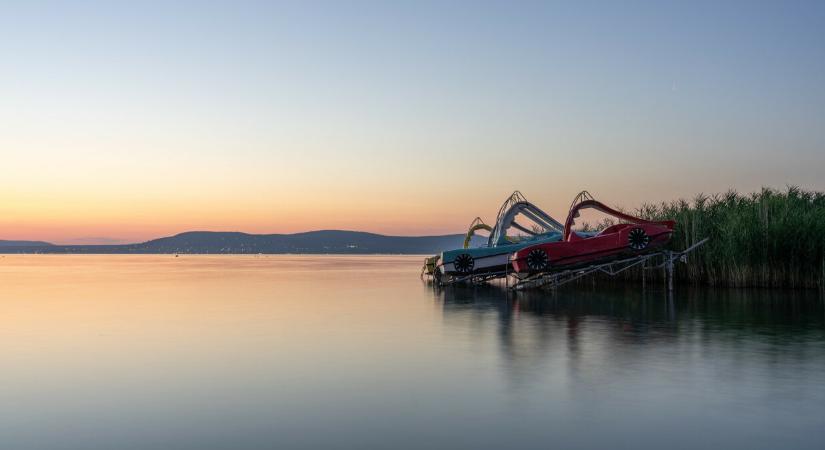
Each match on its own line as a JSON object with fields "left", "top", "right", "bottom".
{"left": 505, "top": 257, "right": 509, "bottom": 289}
{"left": 641, "top": 259, "right": 646, "bottom": 290}
{"left": 666, "top": 251, "right": 674, "bottom": 292}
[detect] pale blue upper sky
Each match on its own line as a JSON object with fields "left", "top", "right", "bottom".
{"left": 1, "top": 1, "right": 824, "bottom": 242}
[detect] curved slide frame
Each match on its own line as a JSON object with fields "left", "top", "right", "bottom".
{"left": 463, "top": 217, "right": 493, "bottom": 249}
{"left": 563, "top": 191, "right": 674, "bottom": 241}
{"left": 437, "top": 191, "right": 565, "bottom": 276}
{"left": 488, "top": 191, "right": 564, "bottom": 247}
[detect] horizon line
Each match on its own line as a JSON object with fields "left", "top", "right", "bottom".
{"left": 2, "top": 228, "right": 473, "bottom": 247}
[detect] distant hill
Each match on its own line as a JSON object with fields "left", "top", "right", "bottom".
{"left": 0, "top": 230, "right": 486, "bottom": 254}
{"left": 0, "top": 240, "right": 54, "bottom": 247}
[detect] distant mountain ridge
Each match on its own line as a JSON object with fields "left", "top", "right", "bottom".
{"left": 0, "top": 240, "right": 55, "bottom": 247}
{"left": 0, "top": 230, "right": 484, "bottom": 254}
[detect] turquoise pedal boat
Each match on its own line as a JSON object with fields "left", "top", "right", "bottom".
{"left": 433, "top": 191, "right": 566, "bottom": 278}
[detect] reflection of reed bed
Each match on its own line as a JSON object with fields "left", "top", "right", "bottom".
{"left": 590, "top": 187, "right": 825, "bottom": 289}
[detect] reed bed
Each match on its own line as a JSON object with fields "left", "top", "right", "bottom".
{"left": 634, "top": 186, "right": 825, "bottom": 289}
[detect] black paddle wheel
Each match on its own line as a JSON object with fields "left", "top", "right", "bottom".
{"left": 628, "top": 227, "right": 650, "bottom": 251}
{"left": 453, "top": 254, "right": 475, "bottom": 274}
{"left": 526, "top": 248, "right": 549, "bottom": 271}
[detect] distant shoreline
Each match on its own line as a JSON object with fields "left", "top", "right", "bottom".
{"left": 0, "top": 230, "right": 477, "bottom": 256}
{"left": 0, "top": 252, "right": 433, "bottom": 256}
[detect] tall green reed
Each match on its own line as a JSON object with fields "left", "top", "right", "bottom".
{"left": 637, "top": 186, "right": 825, "bottom": 288}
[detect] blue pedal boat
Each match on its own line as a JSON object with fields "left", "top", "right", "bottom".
{"left": 433, "top": 191, "right": 566, "bottom": 279}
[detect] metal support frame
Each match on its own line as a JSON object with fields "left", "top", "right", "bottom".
{"left": 508, "top": 238, "right": 708, "bottom": 291}
{"left": 435, "top": 270, "right": 509, "bottom": 287}
{"left": 424, "top": 238, "right": 709, "bottom": 291}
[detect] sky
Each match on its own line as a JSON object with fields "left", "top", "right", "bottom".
{"left": 1, "top": 0, "right": 824, "bottom": 244}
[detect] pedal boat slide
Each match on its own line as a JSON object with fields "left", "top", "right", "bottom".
{"left": 511, "top": 192, "right": 675, "bottom": 274}
{"left": 428, "top": 191, "right": 568, "bottom": 281}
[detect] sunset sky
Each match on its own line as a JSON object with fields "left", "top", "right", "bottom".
{"left": 2, "top": 1, "right": 824, "bottom": 244}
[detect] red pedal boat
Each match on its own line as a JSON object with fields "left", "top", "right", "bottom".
{"left": 511, "top": 192, "right": 675, "bottom": 274}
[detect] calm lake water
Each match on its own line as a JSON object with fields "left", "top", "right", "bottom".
{"left": 1, "top": 255, "right": 824, "bottom": 449}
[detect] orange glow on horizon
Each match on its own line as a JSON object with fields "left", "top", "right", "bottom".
{"left": 2, "top": 180, "right": 814, "bottom": 244}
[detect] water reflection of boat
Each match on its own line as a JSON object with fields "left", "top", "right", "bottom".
{"left": 436, "top": 284, "right": 673, "bottom": 322}
{"left": 435, "top": 285, "right": 673, "bottom": 388}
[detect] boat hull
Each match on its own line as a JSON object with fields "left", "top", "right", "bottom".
{"left": 512, "top": 224, "right": 673, "bottom": 274}
{"left": 440, "top": 252, "right": 511, "bottom": 275}
{"left": 438, "top": 233, "right": 563, "bottom": 276}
